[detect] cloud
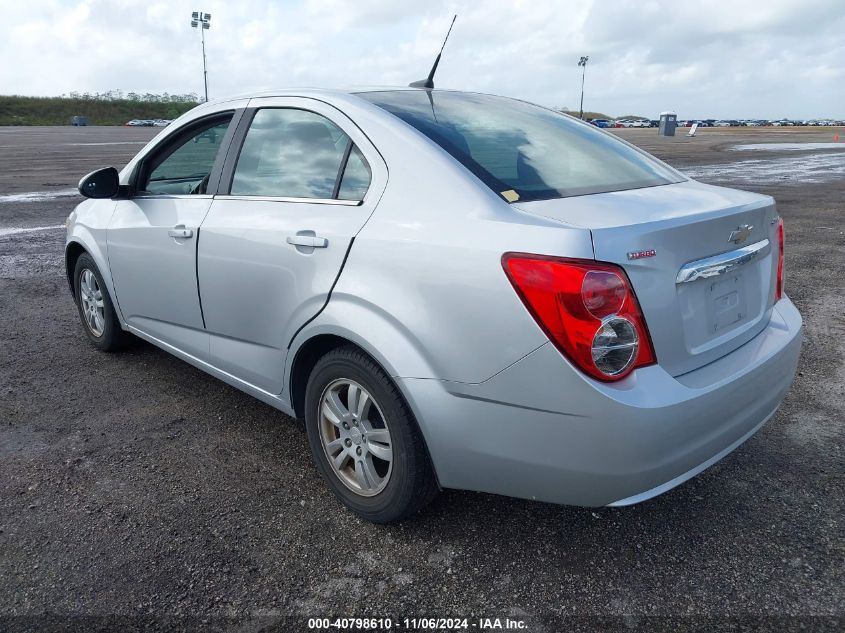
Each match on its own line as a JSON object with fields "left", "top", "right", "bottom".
{"left": 0, "top": 0, "right": 842, "bottom": 118}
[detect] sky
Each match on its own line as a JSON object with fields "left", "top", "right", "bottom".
{"left": 1, "top": 0, "right": 843, "bottom": 119}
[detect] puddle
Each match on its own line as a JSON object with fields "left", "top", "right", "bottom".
{"left": 681, "top": 152, "right": 845, "bottom": 185}
{"left": 0, "top": 189, "right": 79, "bottom": 203}
{"left": 0, "top": 225, "right": 64, "bottom": 237}
{"left": 730, "top": 143, "right": 845, "bottom": 151}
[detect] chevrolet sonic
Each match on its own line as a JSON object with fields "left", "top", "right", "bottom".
{"left": 65, "top": 89, "right": 802, "bottom": 522}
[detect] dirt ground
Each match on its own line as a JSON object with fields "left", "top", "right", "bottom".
{"left": 0, "top": 125, "right": 843, "bottom": 632}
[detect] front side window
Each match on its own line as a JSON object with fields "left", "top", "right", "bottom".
{"left": 141, "top": 116, "right": 233, "bottom": 195}
{"left": 231, "top": 108, "right": 371, "bottom": 200}
{"left": 358, "top": 90, "right": 683, "bottom": 202}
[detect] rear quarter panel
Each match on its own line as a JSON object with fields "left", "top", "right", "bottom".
{"left": 292, "top": 97, "right": 595, "bottom": 383}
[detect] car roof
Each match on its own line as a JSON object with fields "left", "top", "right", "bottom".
{"left": 184, "top": 86, "right": 429, "bottom": 120}
{"left": 202, "top": 86, "right": 417, "bottom": 105}
{"left": 196, "top": 86, "right": 567, "bottom": 111}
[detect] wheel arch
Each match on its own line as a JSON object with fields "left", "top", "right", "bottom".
{"left": 289, "top": 333, "right": 352, "bottom": 420}
{"left": 65, "top": 240, "right": 87, "bottom": 297}
{"left": 286, "top": 308, "right": 436, "bottom": 417}
{"left": 64, "top": 232, "right": 125, "bottom": 326}
{"left": 288, "top": 330, "right": 416, "bottom": 419}
{"left": 288, "top": 331, "right": 442, "bottom": 489}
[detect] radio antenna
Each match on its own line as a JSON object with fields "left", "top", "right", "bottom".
{"left": 409, "top": 15, "right": 457, "bottom": 89}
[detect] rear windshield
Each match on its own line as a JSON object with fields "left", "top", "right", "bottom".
{"left": 358, "top": 90, "right": 683, "bottom": 202}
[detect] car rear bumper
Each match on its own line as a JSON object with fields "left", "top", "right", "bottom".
{"left": 399, "top": 297, "right": 802, "bottom": 507}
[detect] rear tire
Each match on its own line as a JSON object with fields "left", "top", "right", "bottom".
{"left": 304, "top": 346, "right": 439, "bottom": 523}
{"left": 73, "top": 253, "right": 131, "bottom": 352}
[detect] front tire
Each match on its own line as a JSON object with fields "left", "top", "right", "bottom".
{"left": 304, "top": 346, "right": 438, "bottom": 523}
{"left": 73, "top": 253, "right": 131, "bottom": 352}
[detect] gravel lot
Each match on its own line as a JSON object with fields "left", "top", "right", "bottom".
{"left": 1, "top": 125, "right": 843, "bottom": 632}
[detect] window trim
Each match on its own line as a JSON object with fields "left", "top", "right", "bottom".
{"left": 218, "top": 195, "right": 362, "bottom": 206}
{"left": 331, "top": 139, "right": 354, "bottom": 200}
{"left": 219, "top": 106, "right": 372, "bottom": 204}
{"left": 132, "top": 109, "right": 242, "bottom": 197}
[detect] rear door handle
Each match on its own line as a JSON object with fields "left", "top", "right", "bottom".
{"left": 286, "top": 235, "right": 328, "bottom": 248}
{"left": 168, "top": 225, "right": 194, "bottom": 239}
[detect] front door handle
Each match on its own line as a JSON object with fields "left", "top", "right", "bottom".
{"left": 286, "top": 234, "right": 328, "bottom": 248}
{"left": 168, "top": 225, "right": 194, "bottom": 239}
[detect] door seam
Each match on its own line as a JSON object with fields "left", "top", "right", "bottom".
{"left": 195, "top": 227, "right": 207, "bottom": 329}
{"left": 286, "top": 236, "right": 355, "bottom": 350}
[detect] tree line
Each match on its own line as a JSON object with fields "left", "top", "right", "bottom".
{"left": 0, "top": 92, "right": 201, "bottom": 126}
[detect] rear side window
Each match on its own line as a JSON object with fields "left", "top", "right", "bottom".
{"left": 337, "top": 146, "right": 371, "bottom": 200}
{"left": 231, "top": 108, "right": 370, "bottom": 200}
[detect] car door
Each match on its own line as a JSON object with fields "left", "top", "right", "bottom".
{"left": 107, "top": 111, "right": 240, "bottom": 359}
{"left": 197, "top": 97, "right": 386, "bottom": 394}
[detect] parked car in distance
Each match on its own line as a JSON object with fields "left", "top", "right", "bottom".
{"left": 125, "top": 119, "right": 169, "bottom": 127}
{"left": 589, "top": 119, "right": 612, "bottom": 128}
{"left": 67, "top": 88, "right": 802, "bottom": 522}
{"left": 615, "top": 118, "right": 650, "bottom": 128}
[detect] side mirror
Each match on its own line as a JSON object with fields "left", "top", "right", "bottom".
{"left": 78, "top": 167, "right": 120, "bottom": 199}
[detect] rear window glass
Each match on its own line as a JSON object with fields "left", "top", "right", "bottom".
{"left": 358, "top": 91, "right": 683, "bottom": 202}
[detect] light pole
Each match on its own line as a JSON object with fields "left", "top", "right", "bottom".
{"left": 578, "top": 55, "right": 589, "bottom": 120}
{"left": 191, "top": 11, "right": 211, "bottom": 102}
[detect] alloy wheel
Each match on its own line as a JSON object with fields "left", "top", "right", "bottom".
{"left": 318, "top": 379, "right": 393, "bottom": 497}
{"left": 79, "top": 269, "right": 105, "bottom": 337}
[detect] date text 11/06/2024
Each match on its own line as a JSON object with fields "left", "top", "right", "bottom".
{"left": 307, "top": 617, "right": 528, "bottom": 630}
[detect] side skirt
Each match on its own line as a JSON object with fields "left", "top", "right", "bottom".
{"left": 127, "top": 325, "right": 297, "bottom": 418}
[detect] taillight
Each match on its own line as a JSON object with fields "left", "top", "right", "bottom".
{"left": 502, "top": 253, "right": 656, "bottom": 382}
{"left": 775, "top": 217, "right": 784, "bottom": 302}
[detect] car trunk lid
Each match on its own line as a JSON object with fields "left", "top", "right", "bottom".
{"left": 514, "top": 180, "right": 780, "bottom": 376}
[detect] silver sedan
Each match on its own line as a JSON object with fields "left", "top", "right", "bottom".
{"left": 66, "top": 88, "right": 802, "bottom": 522}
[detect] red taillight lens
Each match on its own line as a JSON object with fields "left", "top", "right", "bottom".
{"left": 775, "top": 217, "right": 784, "bottom": 302}
{"left": 582, "top": 270, "right": 626, "bottom": 318}
{"left": 502, "top": 253, "right": 656, "bottom": 381}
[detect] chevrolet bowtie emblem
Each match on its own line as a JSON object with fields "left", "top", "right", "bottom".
{"left": 728, "top": 224, "right": 753, "bottom": 244}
